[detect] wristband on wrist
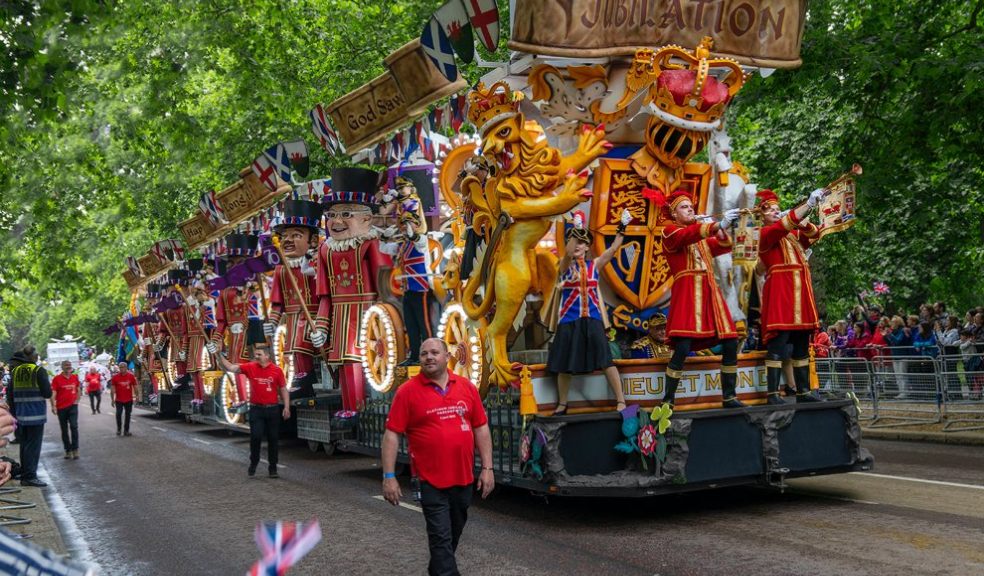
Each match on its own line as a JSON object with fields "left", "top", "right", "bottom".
{"left": 481, "top": 467, "right": 493, "bottom": 471}
{"left": 615, "top": 223, "right": 627, "bottom": 235}
{"left": 383, "top": 472, "right": 396, "bottom": 479}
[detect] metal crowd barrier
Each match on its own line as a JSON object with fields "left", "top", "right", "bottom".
{"left": 938, "top": 354, "right": 984, "bottom": 432}
{"left": 815, "top": 344, "right": 984, "bottom": 431}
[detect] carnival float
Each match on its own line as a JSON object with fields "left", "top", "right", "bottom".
{"left": 113, "top": 0, "right": 871, "bottom": 496}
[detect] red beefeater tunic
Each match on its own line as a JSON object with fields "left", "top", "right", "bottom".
{"left": 183, "top": 305, "right": 208, "bottom": 373}
{"left": 758, "top": 210, "right": 821, "bottom": 344}
{"left": 315, "top": 238, "right": 392, "bottom": 363}
{"left": 212, "top": 287, "right": 253, "bottom": 364}
{"left": 142, "top": 321, "right": 161, "bottom": 372}
{"left": 269, "top": 263, "right": 319, "bottom": 357}
{"left": 662, "top": 221, "right": 738, "bottom": 351}
{"left": 159, "top": 307, "right": 187, "bottom": 366}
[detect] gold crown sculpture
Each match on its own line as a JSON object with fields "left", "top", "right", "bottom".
{"left": 466, "top": 81, "right": 525, "bottom": 136}
{"left": 635, "top": 37, "right": 747, "bottom": 126}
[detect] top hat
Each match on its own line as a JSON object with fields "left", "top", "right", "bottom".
{"left": 322, "top": 167, "right": 381, "bottom": 212}
{"left": 274, "top": 199, "right": 323, "bottom": 231}
{"left": 225, "top": 233, "right": 259, "bottom": 257}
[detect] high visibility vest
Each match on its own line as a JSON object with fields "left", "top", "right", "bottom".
{"left": 12, "top": 364, "right": 47, "bottom": 425}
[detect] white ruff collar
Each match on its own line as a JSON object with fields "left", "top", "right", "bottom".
{"left": 286, "top": 257, "right": 306, "bottom": 268}
{"left": 325, "top": 228, "right": 379, "bottom": 252}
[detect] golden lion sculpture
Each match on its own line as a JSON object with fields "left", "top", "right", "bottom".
{"left": 462, "top": 82, "right": 611, "bottom": 388}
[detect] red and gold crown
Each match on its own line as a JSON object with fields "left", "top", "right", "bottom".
{"left": 466, "top": 81, "right": 525, "bottom": 136}
{"left": 641, "top": 37, "right": 747, "bottom": 127}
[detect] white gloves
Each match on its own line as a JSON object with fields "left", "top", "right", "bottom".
{"left": 185, "top": 295, "right": 198, "bottom": 307}
{"left": 719, "top": 208, "right": 741, "bottom": 229}
{"left": 380, "top": 225, "right": 400, "bottom": 239}
{"left": 263, "top": 322, "right": 277, "bottom": 338}
{"left": 178, "top": 351, "right": 187, "bottom": 362}
{"left": 310, "top": 329, "right": 327, "bottom": 348}
{"left": 620, "top": 208, "right": 632, "bottom": 227}
{"left": 205, "top": 341, "right": 219, "bottom": 355}
{"left": 806, "top": 188, "right": 826, "bottom": 208}
{"left": 300, "top": 258, "right": 317, "bottom": 277}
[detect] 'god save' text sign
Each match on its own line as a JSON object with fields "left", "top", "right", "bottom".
{"left": 326, "top": 71, "right": 410, "bottom": 153}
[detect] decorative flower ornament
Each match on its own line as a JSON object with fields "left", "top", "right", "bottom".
{"left": 638, "top": 424, "right": 657, "bottom": 456}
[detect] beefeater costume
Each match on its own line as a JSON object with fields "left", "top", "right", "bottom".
{"left": 211, "top": 233, "right": 262, "bottom": 404}
{"left": 653, "top": 188, "right": 744, "bottom": 408}
{"left": 142, "top": 283, "right": 164, "bottom": 393}
{"left": 177, "top": 264, "right": 209, "bottom": 405}
{"left": 269, "top": 200, "right": 323, "bottom": 399}
{"left": 756, "top": 188, "right": 824, "bottom": 404}
{"left": 315, "top": 167, "right": 392, "bottom": 411}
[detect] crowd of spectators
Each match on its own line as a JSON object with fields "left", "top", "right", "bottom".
{"left": 811, "top": 301, "right": 984, "bottom": 400}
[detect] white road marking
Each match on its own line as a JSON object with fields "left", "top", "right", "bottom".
{"left": 106, "top": 499, "right": 116, "bottom": 504}
{"left": 849, "top": 471, "right": 984, "bottom": 491}
{"left": 373, "top": 494, "right": 422, "bottom": 513}
{"left": 192, "top": 438, "right": 211, "bottom": 445}
{"left": 259, "top": 459, "right": 286, "bottom": 468}
{"left": 152, "top": 426, "right": 167, "bottom": 432}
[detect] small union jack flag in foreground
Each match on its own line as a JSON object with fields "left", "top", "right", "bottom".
{"left": 247, "top": 519, "right": 322, "bottom": 576}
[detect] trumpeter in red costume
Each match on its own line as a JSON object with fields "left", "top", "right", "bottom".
{"left": 756, "top": 188, "right": 826, "bottom": 403}
{"left": 655, "top": 188, "right": 744, "bottom": 408}
{"left": 206, "top": 233, "right": 265, "bottom": 406}
{"left": 312, "top": 167, "right": 392, "bottom": 411}
{"left": 267, "top": 199, "right": 323, "bottom": 399}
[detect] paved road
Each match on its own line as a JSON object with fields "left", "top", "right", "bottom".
{"left": 40, "top": 407, "right": 984, "bottom": 575}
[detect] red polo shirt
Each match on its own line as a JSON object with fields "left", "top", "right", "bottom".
{"left": 111, "top": 372, "right": 138, "bottom": 403}
{"left": 386, "top": 371, "right": 488, "bottom": 489}
{"left": 84, "top": 372, "right": 102, "bottom": 393}
{"left": 239, "top": 361, "right": 286, "bottom": 405}
{"left": 51, "top": 374, "right": 81, "bottom": 410}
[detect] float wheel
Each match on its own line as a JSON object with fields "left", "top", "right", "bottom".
{"left": 221, "top": 373, "right": 243, "bottom": 425}
{"left": 437, "top": 303, "right": 483, "bottom": 391}
{"left": 359, "top": 303, "right": 406, "bottom": 393}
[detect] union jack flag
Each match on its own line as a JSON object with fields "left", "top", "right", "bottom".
{"left": 309, "top": 104, "right": 343, "bottom": 156}
{"left": 559, "top": 260, "right": 602, "bottom": 323}
{"left": 199, "top": 189, "right": 228, "bottom": 226}
{"left": 262, "top": 143, "right": 294, "bottom": 184}
{"left": 247, "top": 519, "right": 322, "bottom": 576}
{"left": 399, "top": 240, "right": 431, "bottom": 292}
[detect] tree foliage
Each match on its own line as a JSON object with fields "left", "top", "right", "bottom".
{"left": 2, "top": 0, "right": 981, "bottom": 357}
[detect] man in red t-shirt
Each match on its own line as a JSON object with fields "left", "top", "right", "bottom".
{"left": 217, "top": 346, "right": 290, "bottom": 478}
{"left": 110, "top": 362, "right": 140, "bottom": 436}
{"left": 382, "top": 338, "right": 494, "bottom": 575}
{"left": 50, "top": 361, "right": 82, "bottom": 459}
{"left": 84, "top": 367, "right": 103, "bottom": 414}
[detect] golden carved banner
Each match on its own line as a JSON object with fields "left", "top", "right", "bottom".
{"left": 178, "top": 213, "right": 219, "bottom": 251}
{"left": 510, "top": 0, "right": 808, "bottom": 68}
{"left": 385, "top": 39, "right": 467, "bottom": 116}
{"left": 326, "top": 71, "right": 411, "bottom": 153}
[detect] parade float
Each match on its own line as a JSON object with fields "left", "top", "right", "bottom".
{"left": 116, "top": 0, "right": 872, "bottom": 495}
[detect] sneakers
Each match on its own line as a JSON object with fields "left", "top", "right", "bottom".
{"left": 269, "top": 470, "right": 279, "bottom": 479}
{"left": 248, "top": 465, "right": 256, "bottom": 478}
{"left": 21, "top": 478, "right": 47, "bottom": 488}
{"left": 124, "top": 431, "right": 132, "bottom": 436}
{"left": 72, "top": 450, "right": 79, "bottom": 460}
{"left": 116, "top": 430, "right": 121, "bottom": 436}
{"left": 64, "top": 452, "right": 72, "bottom": 460}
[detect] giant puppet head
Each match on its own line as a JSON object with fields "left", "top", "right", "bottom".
{"left": 322, "top": 167, "right": 381, "bottom": 242}
{"left": 624, "top": 38, "right": 747, "bottom": 192}
{"left": 274, "top": 200, "right": 323, "bottom": 258}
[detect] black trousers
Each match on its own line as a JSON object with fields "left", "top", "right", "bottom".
{"left": 57, "top": 405, "right": 79, "bottom": 451}
{"left": 420, "top": 482, "right": 473, "bottom": 576}
{"left": 115, "top": 401, "right": 133, "bottom": 433}
{"left": 402, "top": 290, "right": 439, "bottom": 361}
{"left": 249, "top": 405, "right": 281, "bottom": 471}
{"left": 19, "top": 425, "right": 44, "bottom": 481}
{"left": 88, "top": 391, "right": 102, "bottom": 413}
